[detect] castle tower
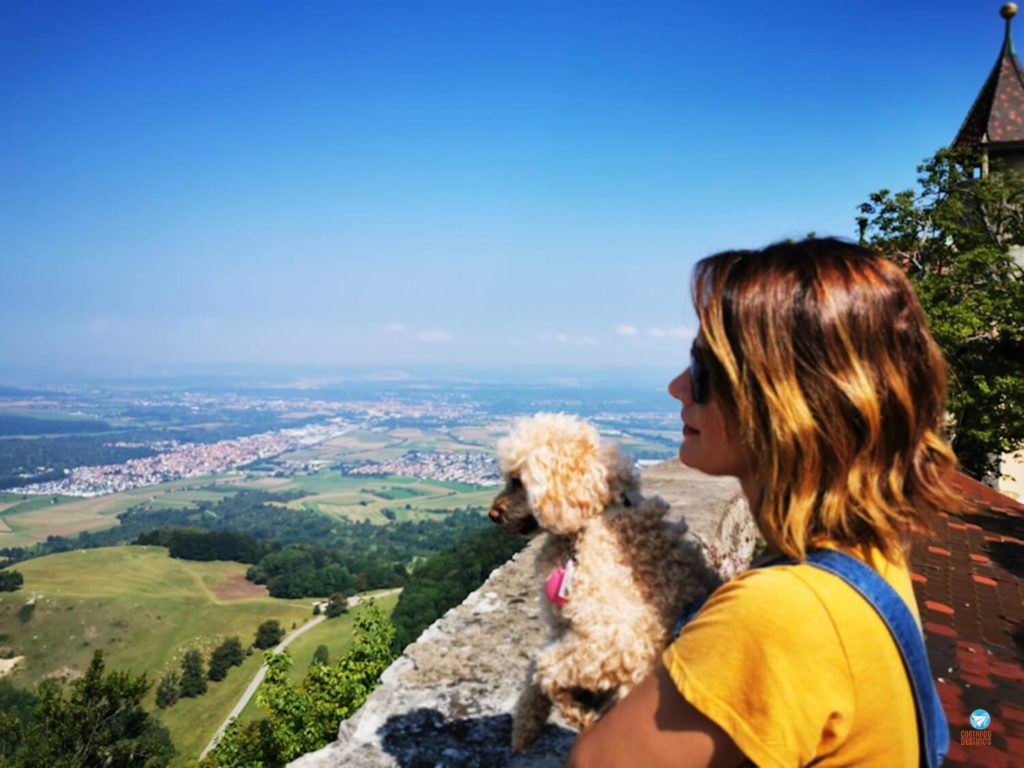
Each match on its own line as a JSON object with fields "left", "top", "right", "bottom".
{"left": 953, "top": 3, "right": 1024, "bottom": 175}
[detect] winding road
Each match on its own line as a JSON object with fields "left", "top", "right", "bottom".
{"left": 199, "top": 588, "right": 402, "bottom": 761}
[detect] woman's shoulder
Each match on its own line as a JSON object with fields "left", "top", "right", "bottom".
{"left": 699, "top": 559, "right": 832, "bottom": 619}
{"left": 677, "top": 545, "right": 917, "bottom": 647}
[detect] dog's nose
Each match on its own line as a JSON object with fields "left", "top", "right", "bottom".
{"left": 488, "top": 508, "right": 502, "bottom": 523}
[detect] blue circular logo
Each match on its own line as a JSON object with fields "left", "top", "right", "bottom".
{"left": 970, "top": 709, "right": 991, "bottom": 730}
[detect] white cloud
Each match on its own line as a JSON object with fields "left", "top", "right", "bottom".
{"left": 616, "top": 324, "right": 638, "bottom": 336}
{"left": 646, "top": 326, "right": 695, "bottom": 339}
{"left": 418, "top": 330, "right": 451, "bottom": 343}
{"left": 554, "top": 333, "right": 569, "bottom": 345}
{"left": 384, "top": 322, "right": 408, "bottom": 333}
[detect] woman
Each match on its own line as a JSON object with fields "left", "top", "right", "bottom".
{"left": 567, "top": 238, "right": 959, "bottom": 767}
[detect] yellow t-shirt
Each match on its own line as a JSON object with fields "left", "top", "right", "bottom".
{"left": 662, "top": 546, "right": 921, "bottom": 767}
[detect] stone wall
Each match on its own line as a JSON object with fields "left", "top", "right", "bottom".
{"left": 291, "top": 461, "right": 755, "bottom": 768}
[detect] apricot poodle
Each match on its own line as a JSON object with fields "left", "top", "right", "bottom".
{"left": 489, "top": 413, "right": 721, "bottom": 751}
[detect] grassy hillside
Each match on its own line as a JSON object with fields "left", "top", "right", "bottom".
{"left": 0, "top": 546, "right": 316, "bottom": 764}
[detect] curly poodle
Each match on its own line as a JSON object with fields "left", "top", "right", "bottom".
{"left": 489, "top": 413, "right": 721, "bottom": 751}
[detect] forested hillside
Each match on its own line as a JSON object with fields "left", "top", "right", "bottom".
{"left": 389, "top": 526, "right": 528, "bottom": 652}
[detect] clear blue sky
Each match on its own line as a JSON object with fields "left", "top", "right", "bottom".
{"left": 0, "top": 1, "right": 1009, "bottom": 378}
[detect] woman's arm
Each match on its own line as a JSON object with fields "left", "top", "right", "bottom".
{"left": 565, "top": 665, "right": 748, "bottom": 768}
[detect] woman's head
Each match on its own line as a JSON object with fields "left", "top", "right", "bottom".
{"left": 682, "top": 237, "right": 960, "bottom": 561}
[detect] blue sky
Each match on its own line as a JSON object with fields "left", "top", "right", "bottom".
{"left": 0, "top": 1, "right": 1010, "bottom": 378}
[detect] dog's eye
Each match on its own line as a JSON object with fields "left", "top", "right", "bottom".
{"left": 508, "top": 477, "right": 523, "bottom": 490}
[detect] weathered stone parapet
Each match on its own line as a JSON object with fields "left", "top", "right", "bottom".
{"left": 291, "top": 461, "right": 754, "bottom": 768}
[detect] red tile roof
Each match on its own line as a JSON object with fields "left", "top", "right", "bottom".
{"left": 911, "top": 473, "right": 1024, "bottom": 766}
{"left": 953, "top": 14, "right": 1024, "bottom": 149}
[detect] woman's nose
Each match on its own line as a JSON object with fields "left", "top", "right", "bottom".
{"left": 668, "top": 368, "right": 694, "bottom": 404}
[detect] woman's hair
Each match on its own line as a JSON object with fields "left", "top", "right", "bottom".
{"left": 692, "top": 237, "right": 961, "bottom": 562}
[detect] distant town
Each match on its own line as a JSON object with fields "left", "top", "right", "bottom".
{"left": 344, "top": 450, "right": 499, "bottom": 485}
{"left": 9, "top": 422, "right": 355, "bottom": 497}
{"left": 0, "top": 374, "right": 678, "bottom": 500}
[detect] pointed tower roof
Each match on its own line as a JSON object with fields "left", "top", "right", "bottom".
{"left": 953, "top": 3, "right": 1024, "bottom": 148}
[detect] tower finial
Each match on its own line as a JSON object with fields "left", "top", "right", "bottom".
{"left": 1002, "top": 4, "right": 1018, "bottom": 55}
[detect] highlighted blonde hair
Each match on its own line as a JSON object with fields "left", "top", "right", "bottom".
{"left": 692, "top": 238, "right": 961, "bottom": 562}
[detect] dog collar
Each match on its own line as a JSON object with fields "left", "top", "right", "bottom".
{"left": 545, "top": 555, "right": 577, "bottom": 606}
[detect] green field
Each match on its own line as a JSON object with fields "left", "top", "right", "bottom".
{"left": 0, "top": 474, "right": 258, "bottom": 548}
{"left": 279, "top": 471, "right": 497, "bottom": 524}
{"left": 0, "top": 546, "right": 317, "bottom": 765}
{"left": 0, "top": 494, "right": 81, "bottom": 517}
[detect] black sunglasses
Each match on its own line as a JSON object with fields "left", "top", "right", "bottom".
{"left": 690, "top": 345, "right": 712, "bottom": 404}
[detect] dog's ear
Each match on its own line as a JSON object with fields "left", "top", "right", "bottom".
{"left": 600, "top": 442, "right": 639, "bottom": 499}
{"left": 514, "top": 414, "right": 611, "bottom": 535}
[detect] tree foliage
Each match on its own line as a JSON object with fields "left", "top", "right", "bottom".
{"left": 324, "top": 592, "right": 348, "bottom": 619}
{"left": 0, "top": 568, "right": 24, "bottom": 591}
{"left": 858, "top": 147, "right": 1024, "bottom": 479}
{"left": 208, "top": 636, "right": 244, "bottom": 682}
{"left": 136, "top": 527, "right": 270, "bottom": 564}
{"left": 202, "top": 602, "right": 395, "bottom": 768}
{"left": 253, "top": 619, "right": 285, "bottom": 650}
{"left": 389, "top": 526, "right": 526, "bottom": 653}
{"left": 0, "top": 650, "right": 174, "bottom": 767}
{"left": 179, "top": 649, "right": 208, "bottom": 698}
{"left": 155, "top": 671, "right": 180, "bottom": 710}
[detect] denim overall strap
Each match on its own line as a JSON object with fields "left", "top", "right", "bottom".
{"left": 800, "top": 549, "right": 948, "bottom": 768}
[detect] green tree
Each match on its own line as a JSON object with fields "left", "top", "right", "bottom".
{"left": 0, "top": 569, "right": 23, "bottom": 591}
{"left": 208, "top": 637, "right": 244, "bottom": 682}
{"left": 859, "top": 147, "right": 1024, "bottom": 480}
{"left": 0, "top": 650, "right": 174, "bottom": 766}
{"left": 254, "top": 619, "right": 285, "bottom": 649}
{"left": 312, "top": 645, "right": 329, "bottom": 666}
{"left": 155, "top": 671, "right": 180, "bottom": 709}
{"left": 203, "top": 602, "right": 395, "bottom": 767}
{"left": 179, "top": 649, "right": 207, "bottom": 698}
{"left": 324, "top": 592, "right": 348, "bottom": 619}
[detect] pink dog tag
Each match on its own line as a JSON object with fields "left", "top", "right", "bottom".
{"left": 545, "top": 559, "right": 576, "bottom": 605}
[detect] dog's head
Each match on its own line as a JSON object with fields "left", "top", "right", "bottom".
{"left": 489, "top": 413, "right": 638, "bottom": 536}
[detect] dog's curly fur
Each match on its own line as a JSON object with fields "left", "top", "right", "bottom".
{"left": 490, "top": 413, "right": 721, "bottom": 751}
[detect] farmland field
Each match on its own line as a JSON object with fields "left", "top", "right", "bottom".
{"left": 0, "top": 469, "right": 498, "bottom": 548}
{"left": 279, "top": 471, "right": 497, "bottom": 524}
{"left": 0, "top": 474, "right": 255, "bottom": 548}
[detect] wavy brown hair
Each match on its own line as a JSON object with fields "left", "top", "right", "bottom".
{"left": 692, "top": 238, "right": 961, "bottom": 562}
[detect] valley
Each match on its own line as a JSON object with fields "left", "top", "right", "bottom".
{"left": 0, "top": 370, "right": 679, "bottom": 764}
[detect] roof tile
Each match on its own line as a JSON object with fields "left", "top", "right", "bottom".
{"left": 911, "top": 472, "right": 1024, "bottom": 766}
